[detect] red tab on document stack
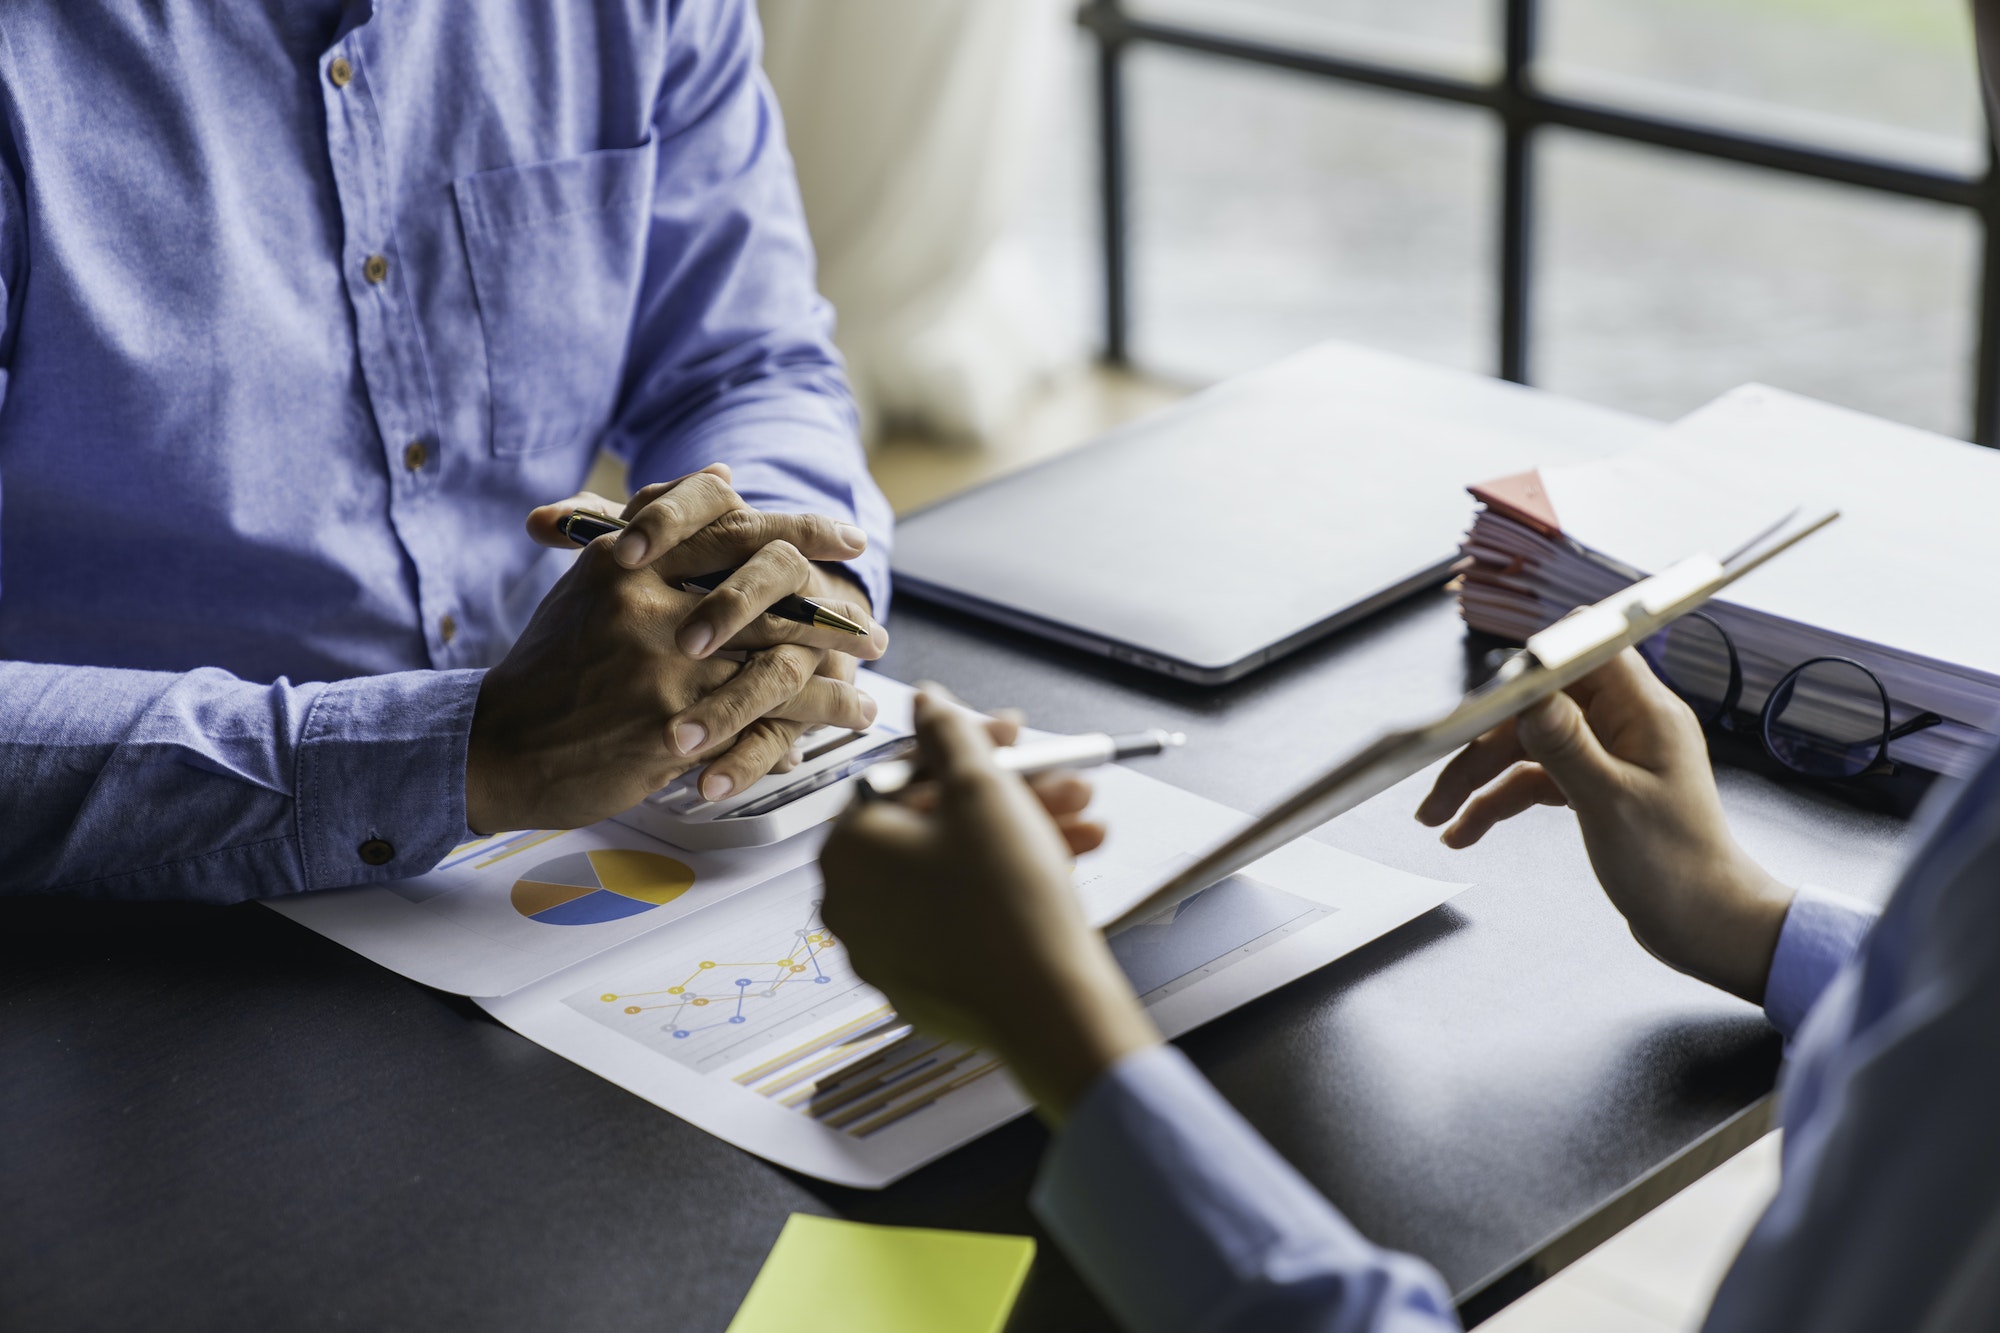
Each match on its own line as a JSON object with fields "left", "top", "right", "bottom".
{"left": 1455, "top": 385, "right": 2000, "bottom": 777}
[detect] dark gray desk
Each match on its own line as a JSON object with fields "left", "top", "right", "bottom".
{"left": 1, "top": 591, "right": 1911, "bottom": 1331}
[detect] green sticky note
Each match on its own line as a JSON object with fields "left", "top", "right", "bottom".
{"left": 727, "top": 1214, "right": 1035, "bottom": 1333}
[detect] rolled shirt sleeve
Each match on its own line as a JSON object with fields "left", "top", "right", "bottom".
{"left": 1033, "top": 1045, "right": 1460, "bottom": 1333}
{"left": 1763, "top": 886, "right": 1880, "bottom": 1042}
{"left": 0, "top": 660, "right": 483, "bottom": 902}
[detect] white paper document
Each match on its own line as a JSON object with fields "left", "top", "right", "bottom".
{"left": 276, "top": 675, "right": 1461, "bottom": 1187}
{"left": 479, "top": 763, "right": 1459, "bottom": 1187}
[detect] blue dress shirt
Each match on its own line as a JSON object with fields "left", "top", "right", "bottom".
{"left": 1036, "top": 746, "right": 2000, "bottom": 1331}
{"left": 0, "top": 2, "right": 891, "bottom": 900}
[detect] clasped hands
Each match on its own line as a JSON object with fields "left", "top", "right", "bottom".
{"left": 465, "top": 464, "right": 889, "bottom": 835}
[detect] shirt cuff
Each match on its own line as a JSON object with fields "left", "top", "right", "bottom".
{"left": 631, "top": 397, "right": 895, "bottom": 618}
{"left": 293, "top": 668, "right": 485, "bottom": 891}
{"left": 1764, "top": 885, "right": 1879, "bottom": 1041}
{"left": 1032, "top": 1045, "right": 1456, "bottom": 1333}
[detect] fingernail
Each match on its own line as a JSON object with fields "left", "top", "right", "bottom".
{"left": 679, "top": 623, "right": 714, "bottom": 658}
{"left": 613, "top": 531, "right": 649, "bottom": 566}
{"left": 836, "top": 523, "right": 867, "bottom": 550}
{"left": 859, "top": 694, "right": 878, "bottom": 726}
{"left": 674, "top": 722, "right": 707, "bottom": 755}
{"left": 787, "top": 747, "right": 805, "bottom": 766}
{"left": 702, "top": 772, "right": 735, "bottom": 801}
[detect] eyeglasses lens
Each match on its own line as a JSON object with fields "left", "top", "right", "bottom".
{"left": 1641, "top": 616, "right": 1734, "bottom": 725}
{"left": 1763, "top": 659, "right": 1887, "bottom": 778}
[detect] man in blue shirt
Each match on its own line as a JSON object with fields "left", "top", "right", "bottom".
{"left": 822, "top": 652, "right": 2000, "bottom": 1331}
{"left": 0, "top": 1, "right": 893, "bottom": 899}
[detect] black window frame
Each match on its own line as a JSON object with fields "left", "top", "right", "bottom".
{"left": 1081, "top": 0, "right": 2000, "bottom": 445}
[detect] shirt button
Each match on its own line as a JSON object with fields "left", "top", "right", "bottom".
{"left": 404, "top": 440, "right": 429, "bottom": 471}
{"left": 440, "top": 614, "right": 458, "bottom": 644}
{"left": 358, "top": 838, "right": 395, "bottom": 866}
{"left": 328, "top": 57, "right": 353, "bottom": 89}
{"left": 363, "top": 254, "right": 389, "bottom": 284}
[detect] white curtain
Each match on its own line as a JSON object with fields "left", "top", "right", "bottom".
{"left": 759, "top": 0, "right": 1073, "bottom": 445}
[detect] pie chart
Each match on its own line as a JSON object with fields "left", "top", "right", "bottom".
{"left": 511, "top": 849, "right": 697, "bottom": 926}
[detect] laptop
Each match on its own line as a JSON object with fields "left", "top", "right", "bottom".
{"left": 890, "top": 342, "right": 1655, "bottom": 684}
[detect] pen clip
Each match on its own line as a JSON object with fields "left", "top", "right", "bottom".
{"left": 559, "top": 509, "right": 628, "bottom": 545}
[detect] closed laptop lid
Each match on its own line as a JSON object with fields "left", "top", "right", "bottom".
{"left": 891, "top": 342, "right": 1656, "bottom": 681}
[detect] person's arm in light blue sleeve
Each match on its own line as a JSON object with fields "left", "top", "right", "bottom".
{"left": 0, "top": 663, "right": 484, "bottom": 901}
{"left": 820, "top": 698, "right": 1460, "bottom": 1333}
{"left": 1035, "top": 1046, "right": 1460, "bottom": 1333}
{"left": 1759, "top": 885, "right": 1878, "bottom": 1041}
{"left": 604, "top": 0, "right": 892, "bottom": 613}
{"left": 0, "top": 149, "right": 487, "bottom": 902}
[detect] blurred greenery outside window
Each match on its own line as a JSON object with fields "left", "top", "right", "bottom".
{"left": 1030, "top": 0, "right": 1986, "bottom": 437}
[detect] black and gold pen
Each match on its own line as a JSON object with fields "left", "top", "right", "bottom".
{"left": 558, "top": 509, "right": 872, "bottom": 637}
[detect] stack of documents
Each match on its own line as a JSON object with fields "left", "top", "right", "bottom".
{"left": 1457, "top": 385, "right": 2000, "bottom": 777}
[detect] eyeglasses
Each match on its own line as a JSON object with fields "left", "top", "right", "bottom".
{"left": 1640, "top": 612, "right": 1944, "bottom": 779}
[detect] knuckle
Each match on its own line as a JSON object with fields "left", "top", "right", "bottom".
{"left": 767, "top": 540, "right": 809, "bottom": 579}
{"left": 711, "top": 581, "right": 760, "bottom": 624}
{"left": 625, "top": 482, "right": 672, "bottom": 516}
{"left": 703, "top": 683, "right": 757, "bottom": 732}
{"left": 687, "top": 471, "right": 727, "bottom": 505}
{"left": 776, "top": 512, "right": 833, "bottom": 550}
{"left": 764, "top": 646, "right": 815, "bottom": 694}
{"left": 710, "top": 508, "right": 762, "bottom": 545}
{"left": 735, "top": 721, "right": 792, "bottom": 764}
{"left": 642, "top": 492, "right": 690, "bottom": 533}
{"left": 820, "top": 682, "right": 866, "bottom": 723}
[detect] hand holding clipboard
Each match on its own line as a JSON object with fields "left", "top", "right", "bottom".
{"left": 1103, "top": 506, "right": 1840, "bottom": 934}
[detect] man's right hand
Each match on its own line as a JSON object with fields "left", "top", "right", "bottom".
{"left": 1415, "top": 648, "right": 1796, "bottom": 1004}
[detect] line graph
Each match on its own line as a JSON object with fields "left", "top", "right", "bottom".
{"left": 570, "top": 874, "right": 1006, "bottom": 1138}
{"left": 568, "top": 865, "right": 1329, "bottom": 1142}
{"left": 596, "top": 907, "right": 840, "bottom": 1037}
{"left": 571, "top": 878, "right": 880, "bottom": 1077}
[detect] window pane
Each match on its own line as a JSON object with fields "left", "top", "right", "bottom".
{"left": 1010, "top": 30, "right": 1110, "bottom": 363}
{"left": 1536, "top": 130, "right": 1978, "bottom": 439}
{"left": 1542, "top": 0, "right": 1985, "bottom": 174}
{"left": 1126, "top": 0, "right": 1494, "bottom": 79}
{"left": 1128, "top": 48, "right": 1496, "bottom": 384}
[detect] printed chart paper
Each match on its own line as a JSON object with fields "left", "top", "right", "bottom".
{"left": 480, "top": 763, "right": 1461, "bottom": 1187}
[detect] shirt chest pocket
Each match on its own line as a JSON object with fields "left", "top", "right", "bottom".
{"left": 454, "top": 141, "right": 657, "bottom": 457}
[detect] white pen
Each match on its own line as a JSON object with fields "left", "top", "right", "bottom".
{"left": 860, "top": 728, "right": 1186, "bottom": 798}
